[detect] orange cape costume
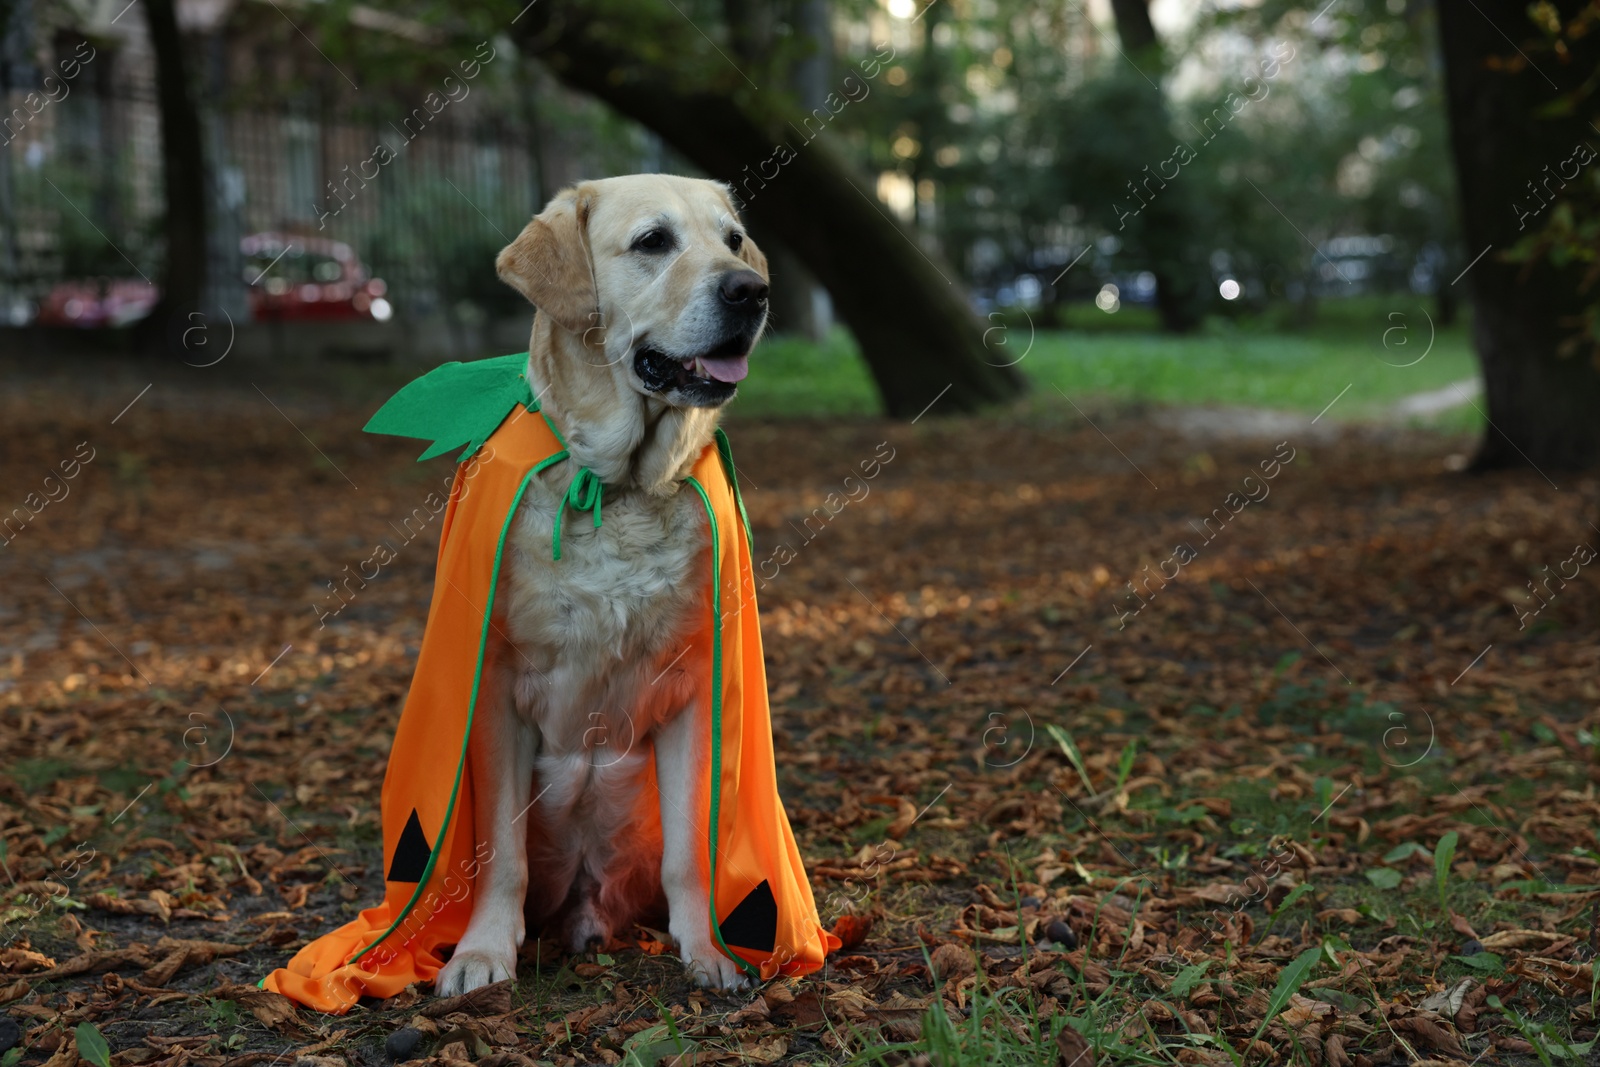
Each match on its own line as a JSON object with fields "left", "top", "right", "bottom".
{"left": 263, "top": 354, "right": 838, "bottom": 1013}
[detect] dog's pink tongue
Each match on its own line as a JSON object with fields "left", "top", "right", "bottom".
{"left": 697, "top": 355, "right": 749, "bottom": 383}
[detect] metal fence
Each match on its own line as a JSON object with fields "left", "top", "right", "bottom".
{"left": 0, "top": 77, "right": 637, "bottom": 341}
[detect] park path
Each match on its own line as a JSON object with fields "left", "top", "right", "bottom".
{"left": 1152, "top": 375, "right": 1483, "bottom": 440}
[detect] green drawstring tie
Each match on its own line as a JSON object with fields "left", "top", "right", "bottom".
{"left": 552, "top": 466, "right": 603, "bottom": 560}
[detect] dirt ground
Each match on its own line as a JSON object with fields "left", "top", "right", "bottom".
{"left": 1, "top": 354, "right": 1597, "bottom": 1065}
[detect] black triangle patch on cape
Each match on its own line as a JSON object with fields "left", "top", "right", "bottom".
{"left": 387, "top": 809, "right": 433, "bottom": 883}
{"left": 718, "top": 879, "right": 778, "bottom": 953}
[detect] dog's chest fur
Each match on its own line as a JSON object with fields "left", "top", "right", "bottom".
{"left": 497, "top": 463, "right": 710, "bottom": 756}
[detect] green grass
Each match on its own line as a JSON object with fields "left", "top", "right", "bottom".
{"left": 733, "top": 297, "right": 1482, "bottom": 427}
{"left": 10, "top": 757, "right": 79, "bottom": 792}
{"left": 1022, "top": 321, "right": 1476, "bottom": 417}
{"left": 730, "top": 329, "right": 883, "bottom": 418}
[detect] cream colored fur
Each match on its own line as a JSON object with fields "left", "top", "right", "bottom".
{"left": 434, "top": 175, "right": 768, "bottom": 997}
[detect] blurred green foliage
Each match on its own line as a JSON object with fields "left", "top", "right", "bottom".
{"left": 270, "top": 0, "right": 1468, "bottom": 329}
{"left": 827, "top": 0, "right": 1460, "bottom": 314}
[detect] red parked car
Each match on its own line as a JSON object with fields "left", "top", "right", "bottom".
{"left": 34, "top": 233, "right": 392, "bottom": 327}
{"left": 35, "top": 277, "right": 159, "bottom": 328}
{"left": 242, "top": 233, "right": 392, "bottom": 323}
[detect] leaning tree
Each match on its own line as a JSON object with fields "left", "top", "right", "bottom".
{"left": 509, "top": 0, "right": 1026, "bottom": 419}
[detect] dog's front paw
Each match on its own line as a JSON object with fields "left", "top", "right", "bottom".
{"left": 676, "top": 938, "right": 751, "bottom": 994}
{"left": 435, "top": 946, "right": 516, "bottom": 996}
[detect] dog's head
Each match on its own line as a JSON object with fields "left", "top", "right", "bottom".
{"left": 497, "top": 174, "right": 769, "bottom": 409}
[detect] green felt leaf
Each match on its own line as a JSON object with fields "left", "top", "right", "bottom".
{"left": 363, "top": 353, "right": 535, "bottom": 463}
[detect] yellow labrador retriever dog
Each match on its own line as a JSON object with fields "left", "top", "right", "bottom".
{"left": 434, "top": 175, "right": 768, "bottom": 996}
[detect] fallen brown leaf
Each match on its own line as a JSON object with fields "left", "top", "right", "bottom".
{"left": 1477, "top": 928, "right": 1565, "bottom": 952}
{"left": 420, "top": 978, "right": 514, "bottom": 1017}
{"left": 84, "top": 892, "right": 170, "bottom": 923}
{"left": 1057, "top": 1026, "right": 1095, "bottom": 1067}
{"left": 830, "top": 913, "right": 874, "bottom": 951}
{"left": 929, "top": 943, "right": 975, "bottom": 981}
{"left": 207, "top": 982, "right": 303, "bottom": 1031}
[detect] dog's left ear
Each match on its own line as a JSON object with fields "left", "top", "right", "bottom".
{"left": 497, "top": 184, "right": 599, "bottom": 334}
{"left": 713, "top": 181, "right": 768, "bottom": 279}
{"left": 737, "top": 233, "right": 768, "bottom": 279}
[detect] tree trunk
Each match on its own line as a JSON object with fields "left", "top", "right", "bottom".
{"left": 722, "top": 0, "right": 774, "bottom": 66}
{"left": 89, "top": 40, "right": 122, "bottom": 242}
{"left": 762, "top": 233, "right": 826, "bottom": 339}
{"left": 510, "top": 6, "right": 1024, "bottom": 418}
{"left": 516, "top": 63, "right": 549, "bottom": 217}
{"left": 723, "top": 0, "right": 823, "bottom": 340}
{"left": 1104, "top": 0, "right": 1206, "bottom": 334}
{"left": 139, "top": 0, "right": 206, "bottom": 350}
{"left": 791, "top": 0, "right": 830, "bottom": 107}
{"left": 1109, "top": 0, "right": 1158, "bottom": 54}
{"left": 1434, "top": 282, "right": 1457, "bottom": 329}
{"left": 0, "top": 0, "right": 31, "bottom": 285}
{"left": 1437, "top": 0, "right": 1600, "bottom": 470}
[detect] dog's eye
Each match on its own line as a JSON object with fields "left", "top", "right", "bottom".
{"left": 728, "top": 232, "right": 744, "bottom": 253}
{"left": 633, "top": 230, "right": 669, "bottom": 252}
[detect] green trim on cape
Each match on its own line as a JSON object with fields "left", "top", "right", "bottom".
{"left": 683, "top": 475, "right": 761, "bottom": 979}
{"left": 347, "top": 465, "right": 542, "bottom": 966}
{"left": 712, "top": 428, "right": 753, "bottom": 552}
{"left": 359, "top": 354, "right": 764, "bottom": 979}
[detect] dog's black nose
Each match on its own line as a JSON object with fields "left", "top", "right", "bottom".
{"left": 719, "top": 270, "right": 769, "bottom": 307}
